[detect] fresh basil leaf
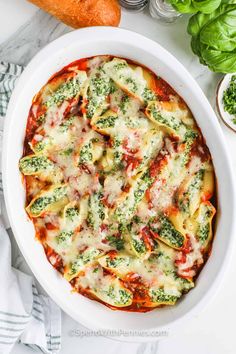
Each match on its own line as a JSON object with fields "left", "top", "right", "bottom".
{"left": 192, "top": 0, "right": 221, "bottom": 14}
{"left": 187, "top": 5, "right": 233, "bottom": 37}
{"left": 201, "top": 47, "right": 236, "bottom": 73}
{"left": 168, "top": 0, "right": 196, "bottom": 13}
{"left": 200, "top": 8, "right": 236, "bottom": 51}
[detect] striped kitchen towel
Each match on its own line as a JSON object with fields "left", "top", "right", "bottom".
{"left": 0, "top": 62, "right": 24, "bottom": 117}
{"left": 0, "top": 62, "right": 61, "bottom": 354}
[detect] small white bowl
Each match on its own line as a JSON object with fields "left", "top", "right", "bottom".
{"left": 217, "top": 74, "right": 236, "bottom": 133}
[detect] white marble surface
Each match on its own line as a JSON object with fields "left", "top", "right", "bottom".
{"left": 1, "top": 1, "right": 236, "bottom": 353}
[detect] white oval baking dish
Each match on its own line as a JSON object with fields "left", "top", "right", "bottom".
{"left": 2, "top": 27, "right": 236, "bottom": 337}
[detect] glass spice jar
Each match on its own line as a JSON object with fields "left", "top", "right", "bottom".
{"left": 149, "top": 0, "right": 182, "bottom": 23}
{"left": 119, "top": 0, "right": 148, "bottom": 12}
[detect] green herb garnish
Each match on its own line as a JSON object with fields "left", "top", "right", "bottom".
{"left": 223, "top": 75, "right": 236, "bottom": 118}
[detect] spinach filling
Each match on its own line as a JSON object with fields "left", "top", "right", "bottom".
{"left": 142, "top": 87, "right": 156, "bottom": 103}
{"left": 30, "top": 186, "right": 67, "bottom": 215}
{"left": 59, "top": 116, "right": 76, "bottom": 132}
{"left": 45, "top": 77, "right": 83, "bottom": 108}
{"left": 105, "top": 286, "right": 132, "bottom": 306}
{"left": 57, "top": 231, "right": 73, "bottom": 246}
{"left": 131, "top": 236, "right": 146, "bottom": 255}
{"left": 149, "top": 288, "right": 178, "bottom": 303}
{"left": 33, "top": 140, "right": 47, "bottom": 153}
{"left": 115, "top": 170, "right": 153, "bottom": 222}
{"left": 118, "top": 95, "right": 130, "bottom": 115}
{"left": 86, "top": 74, "right": 113, "bottom": 118}
{"left": 96, "top": 115, "right": 118, "bottom": 128}
{"left": 106, "top": 235, "right": 125, "bottom": 251}
{"left": 79, "top": 141, "right": 93, "bottom": 164}
{"left": 150, "top": 104, "right": 182, "bottom": 131}
{"left": 65, "top": 206, "right": 80, "bottom": 221}
{"left": 19, "top": 155, "right": 53, "bottom": 174}
{"left": 69, "top": 248, "right": 101, "bottom": 276}
{"left": 197, "top": 223, "right": 210, "bottom": 244}
{"left": 150, "top": 214, "right": 185, "bottom": 248}
{"left": 178, "top": 169, "right": 204, "bottom": 213}
{"left": 105, "top": 256, "right": 129, "bottom": 268}
{"left": 87, "top": 191, "right": 105, "bottom": 230}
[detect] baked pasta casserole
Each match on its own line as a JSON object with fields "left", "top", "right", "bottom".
{"left": 19, "top": 56, "right": 216, "bottom": 311}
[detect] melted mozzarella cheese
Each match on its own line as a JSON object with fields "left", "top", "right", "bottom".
{"left": 21, "top": 56, "right": 216, "bottom": 311}
{"left": 176, "top": 233, "right": 203, "bottom": 277}
{"left": 103, "top": 173, "right": 125, "bottom": 206}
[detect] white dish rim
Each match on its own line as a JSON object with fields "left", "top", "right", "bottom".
{"left": 2, "top": 27, "right": 236, "bottom": 340}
